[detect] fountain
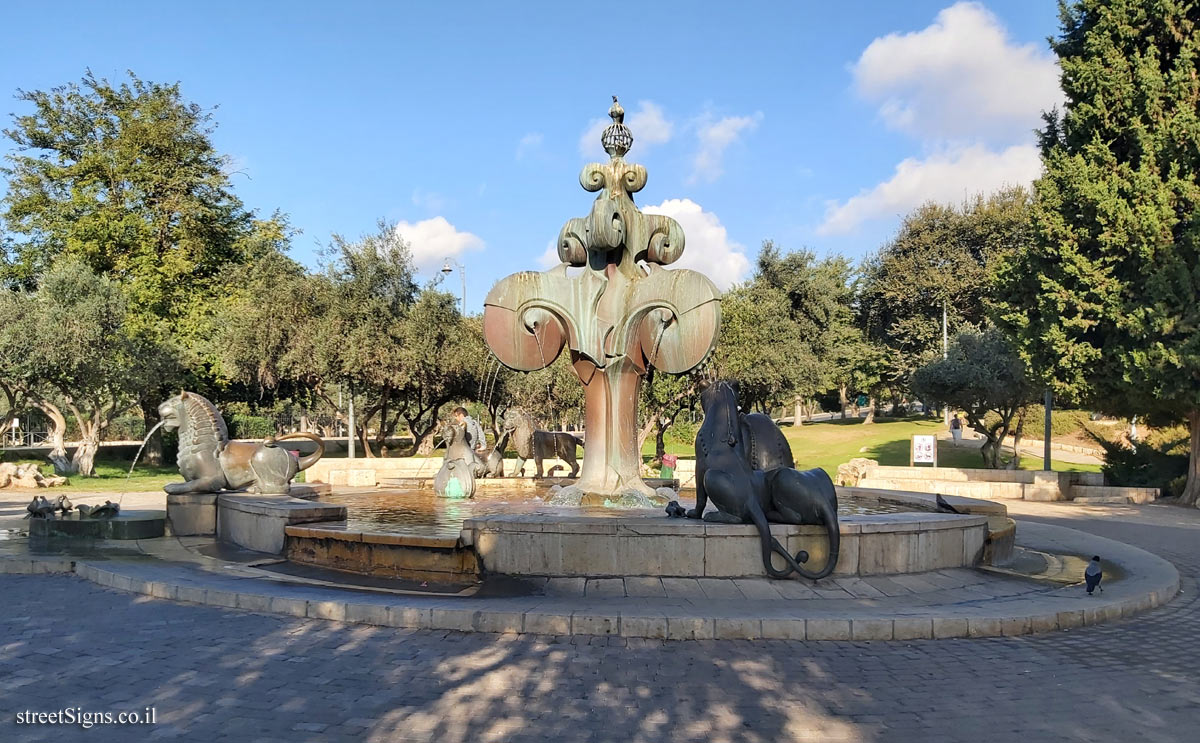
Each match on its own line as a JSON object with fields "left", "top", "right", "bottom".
{"left": 483, "top": 97, "right": 720, "bottom": 504}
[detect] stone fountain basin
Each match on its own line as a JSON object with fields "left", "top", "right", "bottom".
{"left": 28, "top": 510, "right": 166, "bottom": 540}
{"left": 282, "top": 488, "right": 1002, "bottom": 582}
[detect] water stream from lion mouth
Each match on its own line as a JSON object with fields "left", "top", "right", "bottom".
{"left": 118, "top": 420, "right": 165, "bottom": 507}
{"left": 127, "top": 421, "right": 165, "bottom": 479}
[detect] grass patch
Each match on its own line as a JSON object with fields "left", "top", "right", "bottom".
{"left": 6, "top": 453, "right": 177, "bottom": 493}
{"left": 641, "top": 415, "right": 1102, "bottom": 476}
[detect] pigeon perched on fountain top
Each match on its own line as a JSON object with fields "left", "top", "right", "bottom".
{"left": 483, "top": 97, "right": 721, "bottom": 500}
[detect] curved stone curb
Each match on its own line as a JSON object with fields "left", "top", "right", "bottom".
{"left": 0, "top": 521, "right": 1179, "bottom": 641}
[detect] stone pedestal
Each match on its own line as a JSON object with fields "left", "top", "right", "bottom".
{"left": 217, "top": 494, "right": 346, "bottom": 554}
{"left": 29, "top": 510, "right": 166, "bottom": 540}
{"left": 166, "top": 493, "right": 217, "bottom": 536}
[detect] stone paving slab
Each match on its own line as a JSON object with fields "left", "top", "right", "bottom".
{"left": 0, "top": 519, "right": 1177, "bottom": 641}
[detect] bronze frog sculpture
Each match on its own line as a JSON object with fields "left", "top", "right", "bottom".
{"left": 690, "top": 380, "right": 840, "bottom": 580}
{"left": 158, "top": 392, "right": 324, "bottom": 496}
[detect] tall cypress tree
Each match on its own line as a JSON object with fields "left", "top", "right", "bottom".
{"left": 995, "top": 1, "right": 1200, "bottom": 503}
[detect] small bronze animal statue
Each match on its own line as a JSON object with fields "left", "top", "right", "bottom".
{"left": 158, "top": 391, "right": 325, "bottom": 495}
{"left": 481, "top": 429, "right": 510, "bottom": 478}
{"left": 690, "top": 380, "right": 840, "bottom": 580}
{"left": 434, "top": 422, "right": 485, "bottom": 498}
{"left": 664, "top": 500, "right": 687, "bottom": 518}
{"left": 25, "top": 495, "right": 72, "bottom": 519}
{"left": 77, "top": 500, "right": 120, "bottom": 519}
{"left": 501, "top": 408, "right": 584, "bottom": 478}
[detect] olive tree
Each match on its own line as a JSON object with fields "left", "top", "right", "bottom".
{"left": 911, "top": 329, "right": 1038, "bottom": 468}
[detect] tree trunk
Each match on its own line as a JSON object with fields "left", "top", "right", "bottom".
{"left": 416, "top": 427, "right": 437, "bottom": 456}
{"left": 1182, "top": 409, "right": 1200, "bottom": 507}
{"left": 358, "top": 423, "right": 375, "bottom": 458}
{"left": 1011, "top": 408, "right": 1026, "bottom": 462}
{"left": 654, "top": 424, "right": 667, "bottom": 466}
{"left": 73, "top": 423, "right": 100, "bottom": 477}
{"left": 637, "top": 412, "right": 659, "bottom": 453}
{"left": 979, "top": 437, "right": 1002, "bottom": 469}
{"left": 37, "top": 402, "right": 73, "bottom": 475}
{"left": 839, "top": 384, "right": 848, "bottom": 420}
{"left": 863, "top": 395, "right": 876, "bottom": 425}
{"left": 139, "top": 399, "right": 163, "bottom": 465}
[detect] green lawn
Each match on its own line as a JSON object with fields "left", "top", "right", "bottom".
{"left": 646, "top": 416, "right": 1102, "bottom": 477}
{"left": 5, "top": 454, "right": 178, "bottom": 493}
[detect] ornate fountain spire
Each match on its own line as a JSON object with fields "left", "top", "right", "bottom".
{"left": 483, "top": 98, "right": 721, "bottom": 503}
{"left": 601, "top": 95, "right": 633, "bottom": 158}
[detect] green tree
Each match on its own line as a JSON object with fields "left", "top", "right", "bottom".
{"left": 912, "top": 329, "right": 1039, "bottom": 468}
{"left": 210, "top": 221, "right": 479, "bottom": 456}
{"left": 713, "top": 282, "right": 807, "bottom": 413}
{"left": 1, "top": 71, "right": 275, "bottom": 463}
{"left": 0, "top": 260, "right": 150, "bottom": 475}
{"left": 994, "top": 1, "right": 1200, "bottom": 504}
{"left": 637, "top": 369, "right": 699, "bottom": 465}
{"left": 860, "top": 188, "right": 1034, "bottom": 393}
{"left": 755, "top": 241, "right": 855, "bottom": 423}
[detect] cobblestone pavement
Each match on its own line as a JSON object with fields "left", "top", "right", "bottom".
{"left": 1, "top": 501, "right": 1197, "bottom": 743}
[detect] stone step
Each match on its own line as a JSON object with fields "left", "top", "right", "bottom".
{"left": 0, "top": 518, "right": 1181, "bottom": 641}
{"left": 1071, "top": 495, "right": 1146, "bottom": 505}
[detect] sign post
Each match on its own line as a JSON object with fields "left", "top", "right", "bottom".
{"left": 910, "top": 434, "right": 938, "bottom": 467}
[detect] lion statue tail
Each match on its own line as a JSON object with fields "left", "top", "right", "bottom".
{"left": 274, "top": 432, "right": 326, "bottom": 471}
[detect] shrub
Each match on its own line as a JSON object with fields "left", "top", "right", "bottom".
{"left": 666, "top": 419, "right": 698, "bottom": 448}
{"left": 226, "top": 414, "right": 276, "bottom": 439}
{"left": 1097, "top": 424, "right": 1189, "bottom": 489}
{"left": 984, "top": 406, "right": 1092, "bottom": 440}
{"left": 104, "top": 415, "right": 146, "bottom": 441}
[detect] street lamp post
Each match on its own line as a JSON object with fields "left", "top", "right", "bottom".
{"left": 942, "top": 297, "right": 950, "bottom": 426}
{"left": 441, "top": 258, "right": 466, "bottom": 314}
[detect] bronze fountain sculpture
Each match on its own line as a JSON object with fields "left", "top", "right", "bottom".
{"left": 159, "top": 391, "right": 324, "bottom": 495}
{"left": 685, "top": 380, "right": 841, "bottom": 580}
{"left": 501, "top": 408, "right": 583, "bottom": 479}
{"left": 483, "top": 97, "right": 720, "bottom": 502}
{"left": 433, "top": 421, "right": 486, "bottom": 498}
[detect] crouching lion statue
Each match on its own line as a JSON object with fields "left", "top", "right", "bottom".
{"left": 689, "top": 380, "right": 840, "bottom": 580}
{"left": 159, "top": 391, "right": 324, "bottom": 495}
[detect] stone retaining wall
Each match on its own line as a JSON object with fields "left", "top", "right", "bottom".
{"left": 466, "top": 511, "right": 989, "bottom": 579}
{"left": 855, "top": 464, "right": 1155, "bottom": 503}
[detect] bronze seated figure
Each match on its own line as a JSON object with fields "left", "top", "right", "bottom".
{"left": 688, "top": 380, "right": 840, "bottom": 580}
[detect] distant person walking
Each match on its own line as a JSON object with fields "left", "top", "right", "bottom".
{"left": 949, "top": 415, "right": 963, "bottom": 446}
{"left": 454, "top": 407, "right": 487, "bottom": 455}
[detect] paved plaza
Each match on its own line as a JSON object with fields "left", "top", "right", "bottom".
{"left": 0, "top": 499, "right": 1196, "bottom": 742}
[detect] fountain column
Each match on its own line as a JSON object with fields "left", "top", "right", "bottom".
{"left": 483, "top": 98, "right": 720, "bottom": 501}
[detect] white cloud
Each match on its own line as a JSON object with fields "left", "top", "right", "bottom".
{"left": 852, "top": 1, "right": 1061, "bottom": 142}
{"left": 821, "top": 3, "right": 1059, "bottom": 234}
{"left": 578, "top": 100, "right": 674, "bottom": 158}
{"left": 817, "top": 143, "right": 1041, "bottom": 235}
{"left": 393, "top": 217, "right": 484, "bottom": 273}
{"left": 516, "top": 132, "right": 543, "bottom": 160}
{"left": 642, "top": 199, "right": 750, "bottom": 290}
{"left": 537, "top": 240, "right": 559, "bottom": 269}
{"left": 411, "top": 189, "right": 447, "bottom": 213}
{"left": 688, "top": 112, "right": 763, "bottom": 184}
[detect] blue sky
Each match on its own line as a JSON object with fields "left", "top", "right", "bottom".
{"left": 0, "top": 1, "right": 1062, "bottom": 309}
